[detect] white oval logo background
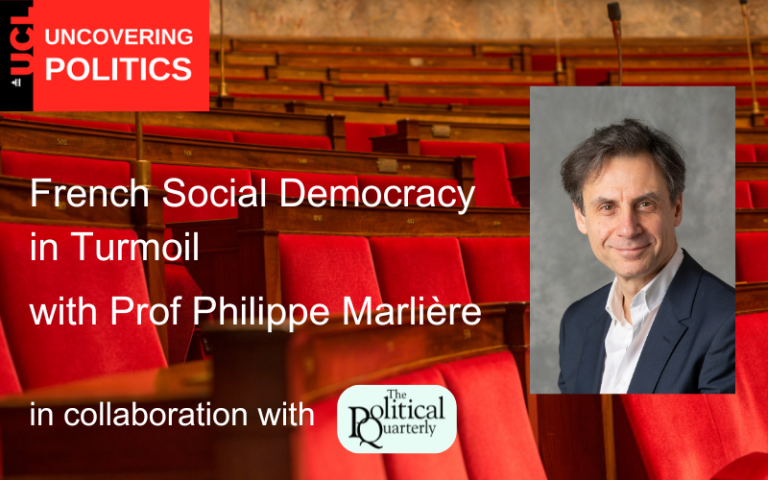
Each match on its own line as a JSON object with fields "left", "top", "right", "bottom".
{"left": 337, "top": 385, "right": 458, "bottom": 454}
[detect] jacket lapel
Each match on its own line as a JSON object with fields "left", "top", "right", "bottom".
{"left": 627, "top": 250, "right": 702, "bottom": 393}
{"left": 573, "top": 310, "right": 611, "bottom": 393}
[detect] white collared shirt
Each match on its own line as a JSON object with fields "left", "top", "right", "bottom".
{"left": 599, "top": 246, "right": 684, "bottom": 394}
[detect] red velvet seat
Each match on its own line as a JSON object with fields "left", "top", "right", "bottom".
{"left": 736, "top": 232, "right": 768, "bottom": 283}
{"left": 503, "top": 143, "right": 530, "bottom": 178}
{"left": 368, "top": 237, "right": 471, "bottom": 305}
{"left": 357, "top": 175, "right": 461, "bottom": 206}
{"left": 132, "top": 125, "right": 234, "bottom": 143}
{"left": 18, "top": 115, "right": 132, "bottom": 133}
{"left": 378, "top": 367, "right": 470, "bottom": 480}
{"left": 748, "top": 181, "right": 768, "bottom": 209}
{"left": 0, "top": 314, "right": 21, "bottom": 397}
{"left": 737, "top": 181, "right": 754, "bottom": 209}
{"left": 438, "top": 352, "right": 546, "bottom": 480}
{"left": 399, "top": 97, "right": 469, "bottom": 105}
{"left": 252, "top": 171, "right": 359, "bottom": 201}
{"left": 1, "top": 151, "right": 131, "bottom": 187}
{"left": 737, "top": 145, "right": 757, "bottom": 163}
{"left": 459, "top": 237, "right": 529, "bottom": 303}
{"left": 0, "top": 223, "right": 166, "bottom": 390}
{"left": 420, "top": 141, "right": 517, "bottom": 208}
{"left": 756, "top": 145, "right": 768, "bottom": 163}
{"left": 279, "top": 235, "right": 382, "bottom": 314}
{"left": 345, "top": 123, "right": 388, "bottom": 152}
{"left": 622, "top": 312, "right": 768, "bottom": 480}
{"left": 233, "top": 131, "right": 332, "bottom": 150}
{"left": 0, "top": 114, "right": 20, "bottom": 120}
{"left": 164, "top": 264, "right": 203, "bottom": 364}
{"left": 295, "top": 353, "right": 543, "bottom": 480}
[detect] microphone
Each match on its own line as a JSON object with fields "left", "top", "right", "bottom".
{"left": 740, "top": 0, "right": 762, "bottom": 120}
{"left": 607, "top": 2, "right": 622, "bottom": 86}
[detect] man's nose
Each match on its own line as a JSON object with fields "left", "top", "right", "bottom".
{"left": 616, "top": 207, "right": 643, "bottom": 238}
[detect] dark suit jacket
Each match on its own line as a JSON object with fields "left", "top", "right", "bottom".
{"left": 558, "top": 250, "right": 735, "bottom": 394}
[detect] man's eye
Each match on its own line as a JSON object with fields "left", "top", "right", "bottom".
{"left": 639, "top": 201, "right": 651, "bottom": 207}
{"left": 601, "top": 205, "right": 613, "bottom": 211}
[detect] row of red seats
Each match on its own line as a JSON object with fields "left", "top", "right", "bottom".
{"left": 737, "top": 144, "right": 768, "bottom": 163}
{"left": 3, "top": 115, "right": 529, "bottom": 209}
{"left": 736, "top": 181, "right": 768, "bottom": 209}
{"left": 208, "top": 91, "right": 531, "bottom": 107}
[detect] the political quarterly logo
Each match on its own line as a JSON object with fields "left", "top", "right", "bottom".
{"left": 337, "top": 385, "right": 457, "bottom": 454}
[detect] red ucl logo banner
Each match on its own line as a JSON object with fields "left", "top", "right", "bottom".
{"left": 2, "top": 0, "right": 209, "bottom": 111}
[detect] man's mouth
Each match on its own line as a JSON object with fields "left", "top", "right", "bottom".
{"left": 612, "top": 244, "right": 650, "bottom": 257}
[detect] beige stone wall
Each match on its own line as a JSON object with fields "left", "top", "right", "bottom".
{"left": 210, "top": 0, "right": 767, "bottom": 39}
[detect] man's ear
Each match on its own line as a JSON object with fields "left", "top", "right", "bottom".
{"left": 573, "top": 203, "right": 588, "bottom": 234}
{"left": 673, "top": 193, "right": 683, "bottom": 227}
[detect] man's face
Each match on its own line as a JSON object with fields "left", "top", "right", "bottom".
{"left": 573, "top": 153, "right": 682, "bottom": 285}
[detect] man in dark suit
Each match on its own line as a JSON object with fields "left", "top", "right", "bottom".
{"left": 557, "top": 119, "right": 735, "bottom": 394}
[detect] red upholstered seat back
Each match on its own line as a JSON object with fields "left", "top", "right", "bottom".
{"left": 736, "top": 232, "right": 768, "bottom": 282}
{"left": 378, "top": 367, "right": 470, "bottom": 480}
{"left": 757, "top": 145, "right": 768, "bottom": 163}
{"left": 345, "top": 123, "right": 387, "bottom": 152}
{"left": 151, "top": 164, "right": 252, "bottom": 223}
{"left": 133, "top": 125, "right": 235, "bottom": 142}
{"left": 1, "top": 151, "right": 131, "bottom": 188}
{"left": 164, "top": 264, "right": 203, "bottom": 364}
{"left": 1, "top": 114, "right": 20, "bottom": 120}
{"left": 736, "top": 145, "right": 757, "bottom": 163}
{"left": 279, "top": 235, "right": 382, "bottom": 314}
{"left": 233, "top": 131, "right": 332, "bottom": 150}
{"left": 0, "top": 223, "right": 166, "bottom": 390}
{"left": 420, "top": 141, "right": 517, "bottom": 208}
{"left": 19, "top": 115, "right": 132, "bottom": 133}
{"left": 0, "top": 314, "right": 21, "bottom": 396}
{"left": 622, "top": 312, "right": 768, "bottom": 480}
{"left": 748, "top": 181, "right": 768, "bottom": 208}
{"left": 357, "top": 176, "right": 461, "bottom": 206}
{"left": 252, "top": 171, "right": 359, "bottom": 201}
{"left": 503, "top": 143, "right": 530, "bottom": 178}
{"left": 438, "top": 352, "right": 546, "bottom": 480}
{"left": 295, "top": 352, "right": 543, "bottom": 480}
{"left": 736, "top": 181, "right": 754, "bottom": 209}
{"left": 368, "top": 237, "right": 471, "bottom": 305}
{"left": 459, "top": 237, "right": 530, "bottom": 303}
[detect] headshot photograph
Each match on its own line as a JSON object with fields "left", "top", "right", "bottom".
{"left": 530, "top": 87, "right": 735, "bottom": 395}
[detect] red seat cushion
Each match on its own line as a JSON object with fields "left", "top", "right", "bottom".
{"left": 345, "top": 123, "right": 387, "bottom": 152}
{"left": 748, "top": 181, "right": 768, "bottom": 208}
{"left": 622, "top": 312, "right": 768, "bottom": 480}
{"left": 756, "top": 145, "right": 768, "bottom": 163}
{"left": 0, "top": 314, "right": 21, "bottom": 396}
{"left": 19, "top": 115, "right": 132, "bottom": 133}
{"left": 1, "top": 151, "right": 131, "bottom": 187}
{"left": 279, "top": 235, "right": 382, "bottom": 314}
{"left": 357, "top": 175, "right": 461, "bottom": 207}
{"left": 737, "top": 145, "right": 757, "bottom": 163}
{"left": 459, "top": 237, "right": 529, "bottom": 303}
{"left": 737, "top": 181, "right": 754, "bottom": 209}
{"left": 1, "top": 114, "right": 21, "bottom": 120}
{"left": 294, "top": 394, "right": 388, "bottom": 480}
{"left": 438, "top": 352, "right": 546, "bottom": 480}
{"left": 164, "top": 264, "right": 202, "bottom": 364}
{"left": 379, "top": 367, "right": 470, "bottom": 480}
{"left": 736, "top": 232, "right": 768, "bottom": 282}
{"left": 420, "top": 141, "right": 517, "bottom": 208}
{"left": 368, "top": 237, "right": 471, "bottom": 305}
{"left": 252, "top": 171, "right": 358, "bottom": 202}
{"left": 135, "top": 125, "right": 234, "bottom": 142}
{"left": 503, "top": 143, "right": 530, "bottom": 178}
{"left": 0, "top": 223, "right": 166, "bottom": 390}
{"left": 233, "top": 131, "right": 332, "bottom": 150}
{"left": 151, "top": 164, "right": 253, "bottom": 223}
{"left": 384, "top": 124, "right": 398, "bottom": 135}
{"left": 399, "top": 97, "right": 469, "bottom": 105}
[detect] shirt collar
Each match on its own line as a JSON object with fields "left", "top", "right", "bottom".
{"left": 604, "top": 246, "right": 685, "bottom": 326}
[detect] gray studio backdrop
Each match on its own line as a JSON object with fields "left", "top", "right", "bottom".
{"left": 530, "top": 87, "right": 735, "bottom": 394}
